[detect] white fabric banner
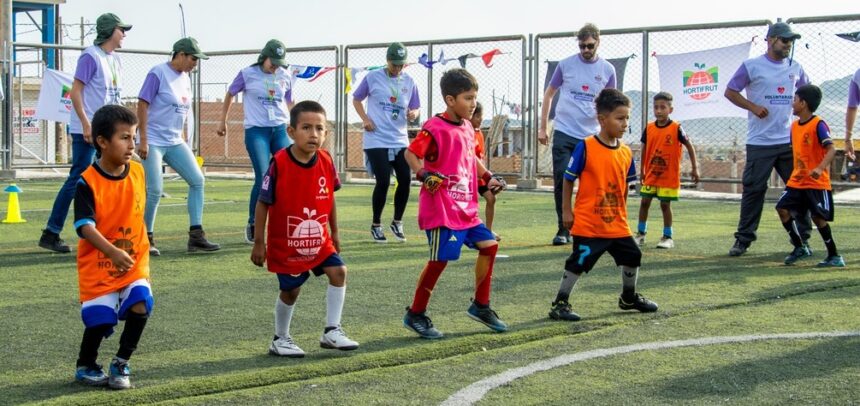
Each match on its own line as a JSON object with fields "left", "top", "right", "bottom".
{"left": 655, "top": 42, "right": 751, "bottom": 120}
{"left": 34, "top": 69, "right": 74, "bottom": 123}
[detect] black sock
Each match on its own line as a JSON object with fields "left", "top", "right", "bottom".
{"left": 818, "top": 224, "right": 838, "bottom": 257}
{"left": 190, "top": 225, "right": 202, "bottom": 231}
{"left": 781, "top": 220, "right": 803, "bottom": 247}
{"left": 116, "top": 312, "right": 148, "bottom": 361}
{"left": 77, "top": 324, "right": 111, "bottom": 368}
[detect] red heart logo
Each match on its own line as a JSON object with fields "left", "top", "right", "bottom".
{"left": 582, "top": 85, "right": 590, "bottom": 92}
{"left": 777, "top": 87, "right": 785, "bottom": 94}
{"left": 390, "top": 96, "right": 397, "bottom": 103}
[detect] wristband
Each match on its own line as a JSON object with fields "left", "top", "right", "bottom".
{"left": 481, "top": 171, "right": 493, "bottom": 183}
{"left": 416, "top": 169, "right": 427, "bottom": 181}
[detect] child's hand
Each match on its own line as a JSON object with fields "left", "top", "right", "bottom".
{"left": 562, "top": 211, "right": 574, "bottom": 230}
{"left": 250, "top": 242, "right": 267, "bottom": 267}
{"left": 691, "top": 168, "right": 700, "bottom": 184}
{"left": 417, "top": 169, "right": 446, "bottom": 193}
{"left": 488, "top": 176, "right": 506, "bottom": 194}
{"left": 109, "top": 248, "right": 135, "bottom": 274}
{"left": 810, "top": 167, "right": 823, "bottom": 179}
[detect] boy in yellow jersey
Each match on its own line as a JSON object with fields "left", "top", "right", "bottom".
{"left": 635, "top": 92, "right": 699, "bottom": 249}
{"left": 73, "top": 105, "right": 151, "bottom": 389}
{"left": 776, "top": 84, "right": 845, "bottom": 267}
{"left": 549, "top": 88, "right": 658, "bottom": 321}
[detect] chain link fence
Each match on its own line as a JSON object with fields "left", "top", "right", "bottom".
{"left": 3, "top": 14, "right": 859, "bottom": 189}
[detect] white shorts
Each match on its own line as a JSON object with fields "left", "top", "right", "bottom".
{"left": 81, "top": 279, "right": 153, "bottom": 329}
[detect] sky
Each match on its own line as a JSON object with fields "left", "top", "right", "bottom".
{"left": 31, "top": 0, "right": 859, "bottom": 51}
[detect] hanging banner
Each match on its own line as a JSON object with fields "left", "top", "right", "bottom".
{"left": 655, "top": 42, "right": 751, "bottom": 120}
{"left": 34, "top": 69, "right": 74, "bottom": 123}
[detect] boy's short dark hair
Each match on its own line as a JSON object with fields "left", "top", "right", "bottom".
{"left": 474, "top": 101, "right": 483, "bottom": 116}
{"left": 289, "top": 100, "right": 327, "bottom": 127}
{"left": 577, "top": 23, "right": 600, "bottom": 41}
{"left": 653, "top": 91, "right": 673, "bottom": 104}
{"left": 795, "top": 84, "right": 822, "bottom": 113}
{"left": 595, "top": 88, "right": 630, "bottom": 115}
{"left": 92, "top": 105, "right": 137, "bottom": 158}
{"left": 440, "top": 68, "right": 478, "bottom": 99}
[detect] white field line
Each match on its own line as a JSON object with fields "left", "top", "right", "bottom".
{"left": 442, "top": 331, "right": 860, "bottom": 406}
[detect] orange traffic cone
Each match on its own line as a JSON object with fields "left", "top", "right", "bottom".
{"left": 2, "top": 184, "right": 26, "bottom": 223}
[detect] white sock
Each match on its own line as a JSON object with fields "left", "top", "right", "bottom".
{"left": 274, "top": 298, "right": 294, "bottom": 338}
{"left": 326, "top": 285, "right": 346, "bottom": 328}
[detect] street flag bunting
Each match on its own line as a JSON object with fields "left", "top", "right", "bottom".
{"left": 34, "top": 69, "right": 74, "bottom": 123}
{"left": 836, "top": 31, "right": 860, "bottom": 42}
{"left": 655, "top": 42, "right": 751, "bottom": 120}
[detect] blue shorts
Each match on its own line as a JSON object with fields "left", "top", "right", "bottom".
{"left": 80, "top": 279, "right": 153, "bottom": 332}
{"left": 276, "top": 253, "right": 345, "bottom": 291}
{"left": 425, "top": 224, "right": 495, "bottom": 261}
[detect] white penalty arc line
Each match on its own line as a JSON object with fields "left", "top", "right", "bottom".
{"left": 441, "top": 331, "right": 860, "bottom": 406}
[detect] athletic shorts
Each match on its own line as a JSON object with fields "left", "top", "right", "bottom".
{"left": 640, "top": 184, "right": 680, "bottom": 201}
{"left": 565, "top": 236, "right": 642, "bottom": 273}
{"left": 478, "top": 184, "right": 490, "bottom": 196}
{"left": 776, "top": 187, "right": 834, "bottom": 222}
{"left": 426, "top": 224, "right": 495, "bottom": 261}
{"left": 80, "top": 278, "right": 153, "bottom": 329}
{"left": 276, "top": 253, "right": 345, "bottom": 291}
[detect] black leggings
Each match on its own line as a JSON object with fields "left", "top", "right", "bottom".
{"left": 365, "top": 148, "right": 411, "bottom": 224}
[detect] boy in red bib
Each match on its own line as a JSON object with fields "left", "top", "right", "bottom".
{"left": 776, "top": 84, "right": 845, "bottom": 267}
{"left": 73, "top": 105, "right": 150, "bottom": 390}
{"left": 251, "top": 101, "right": 358, "bottom": 357}
{"left": 403, "top": 69, "right": 507, "bottom": 339}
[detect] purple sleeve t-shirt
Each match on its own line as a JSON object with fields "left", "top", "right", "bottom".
{"left": 849, "top": 69, "right": 860, "bottom": 109}
{"left": 228, "top": 70, "right": 292, "bottom": 103}
{"left": 74, "top": 53, "right": 98, "bottom": 84}
{"left": 138, "top": 72, "right": 160, "bottom": 103}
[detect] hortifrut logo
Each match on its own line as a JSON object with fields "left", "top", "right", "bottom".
{"left": 61, "top": 84, "right": 72, "bottom": 111}
{"left": 682, "top": 63, "right": 719, "bottom": 101}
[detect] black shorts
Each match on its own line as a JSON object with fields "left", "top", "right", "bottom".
{"left": 478, "top": 184, "right": 490, "bottom": 196}
{"left": 776, "top": 187, "right": 834, "bottom": 221}
{"left": 565, "top": 236, "right": 642, "bottom": 273}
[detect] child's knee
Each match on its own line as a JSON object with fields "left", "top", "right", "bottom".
{"left": 776, "top": 208, "right": 790, "bottom": 220}
{"left": 659, "top": 201, "right": 671, "bottom": 209}
{"left": 325, "top": 266, "right": 347, "bottom": 286}
{"left": 812, "top": 216, "right": 828, "bottom": 228}
{"left": 129, "top": 301, "right": 148, "bottom": 315}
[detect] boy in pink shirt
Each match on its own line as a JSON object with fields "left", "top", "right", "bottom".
{"left": 403, "top": 69, "right": 507, "bottom": 339}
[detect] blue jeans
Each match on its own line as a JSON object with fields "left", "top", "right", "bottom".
{"left": 46, "top": 133, "right": 95, "bottom": 234}
{"left": 142, "top": 142, "right": 205, "bottom": 232}
{"left": 245, "top": 125, "right": 290, "bottom": 223}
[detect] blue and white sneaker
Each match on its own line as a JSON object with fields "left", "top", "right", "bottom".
{"left": 466, "top": 301, "right": 508, "bottom": 332}
{"left": 403, "top": 307, "right": 443, "bottom": 339}
{"left": 817, "top": 255, "right": 846, "bottom": 267}
{"left": 108, "top": 358, "right": 132, "bottom": 390}
{"left": 75, "top": 364, "right": 108, "bottom": 386}
{"left": 784, "top": 245, "right": 812, "bottom": 265}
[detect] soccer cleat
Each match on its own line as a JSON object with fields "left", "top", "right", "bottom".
{"left": 728, "top": 239, "right": 749, "bottom": 256}
{"left": 147, "top": 232, "right": 161, "bottom": 257}
{"left": 816, "top": 255, "right": 846, "bottom": 268}
{"left": 618, "top": 293, "right": 659, "bottom": 313}
{"left": 39, "top": 229, "right": 71, "bottom": 253}
{"left": 552, "top": 234, "right": 569, "bottom": 246}
{"left": 634, "top": 232, "right": 646, "bottom": 248}
{"left": 244, "top": 223, "right": 255, "bottom": 244}
{"left": 548, "top": 299, "right": 581, "bottom": 321}
{"left": 656, "top": 236, "right": 674, "bottom": 249}
{"left": 319, "top": 326, "right": 359, "bottom": 350}
{"left": 371, "top": 225, "right": 387, "bottom": 243}
{"left": 269, "top": 335, "right": 305, "bottom": 357}
{"left": 188, "top": 228, "right": 221, "bottom": 253}
{"left": 403, "top": 307, "right": 443, "bottom": 339}
{"left": 466, "top": 301, "right": 508, "bottom": 332}
{"left": 108, "top": 358, "right": 132, "bottom": 390}
{"left": 389, "top": 221, "right": 407, "bottom": 242}
{"left": 75, "top": 364, "right": 108, "bottom": 386}
{"left": 784, "top": 245, "right": 812, "bottom": 265}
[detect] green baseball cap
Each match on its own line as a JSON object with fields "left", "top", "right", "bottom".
{"left": 767, "top": 22, "right": 801, "bottom": 40}
{"left": 259, "top": 39, "right": 287, "bottom": 67}
{"left": 173, "top": 37, "right": 209, "bottom": 60}
{"left": 386, "top": 42, "right": 407, "bottom": 64}
{"left": 94, "top": 13, "right": 132, "bottom": 45}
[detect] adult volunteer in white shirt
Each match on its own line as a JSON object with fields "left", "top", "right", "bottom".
{"left": 217, "top": 39, "right": 294, "bottom": 244}
{"left": 538, "top": 23, "right": 616, "bottom": 246}
{"left": 137, "top": 37, "right": 220, "bottom": 256}
{"left": 724, "top": 22, "right": 812, "bottom": 257}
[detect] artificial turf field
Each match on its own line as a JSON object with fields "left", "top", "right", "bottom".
{"left": 1, "top": 178, "right": 858, "bottom": 405}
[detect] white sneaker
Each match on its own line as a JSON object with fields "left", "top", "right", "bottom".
{"left": 319, "top": 326, "right": 359, "bottom": 351}
{"left": 656, "top": 236, "right": 674, "bottom": 249}
{"left": 269, "top": 335, "right": 305, "bottom": 358}
{"left": 634, "top": 232, "right": 646, "bottom": 248}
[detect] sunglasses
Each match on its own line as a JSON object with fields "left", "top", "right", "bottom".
{"left": 778, "top": 37, "right": 795, "bottom": 44}
{"left": 191, "top": 55, "right": 199, "bottom": 62}
{"left": 578, "top": 43, "right": 596, "bottom": 50}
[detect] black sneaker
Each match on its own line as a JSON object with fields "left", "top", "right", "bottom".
{"left": 371, "top": 225, "right": 387, "bottom": 243}
{"left": 39, "top": 229, "right": 71, "bottom": 253}
{"left": 466, "top": 301, "right": 508, "bottom": 332}
{"left": 618, "top": 293, "right": 659, "bottom": 313}
{"left": 403, "top": 307, "right": 443, "bottom": 339}
{"left": 389, "top": 221, "right": 406, "bottom": 242}
{"left": 147, "top": 232, "right": 160, "bottom": 257}
{"left": 552, "top": 234, "right": 569, "bottom": 246}
{"left": 784, "top": 245, "right": 812, "bottom": 265}
{"left": 548, "top": 299, "right": 581, "bottom": 321}
{"left": 244, "top": 223, "right": 255, "bottom": 244}
{"left": 728, "top": 239, "right": 749, "bottom": 257}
